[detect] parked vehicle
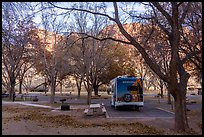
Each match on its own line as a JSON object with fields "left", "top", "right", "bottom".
{"left": 109, "top": 76, "right": 144, "bottom": 110}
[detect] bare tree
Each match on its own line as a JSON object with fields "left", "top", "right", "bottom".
{"left": 100, "top": 21, "right": 171, "bottom": 98}
{"left": 66, "top": 2, "right": 113, "bottom": 103}
{"left": 67, "top": 34, "right": 85, "bottom": 98}
{"left": 2, "top": 2, "right": 39, "bottom": 100}
{"left": 32, "top": 3, "right": 72, "bottom": 103}
{"left": 33, "top": 29, "right": 67, "bottom": 103}
{"left": 16, "top": 54, "right": 35, "bottom": 94}
{"left": 179, "top": 2, "right": 202, "bottom": 86}
{"left": 46, "top": 2, "right": 202, "bottom": 131}
{"left": 22, "top": 68, "right": 38, "bottom": 93}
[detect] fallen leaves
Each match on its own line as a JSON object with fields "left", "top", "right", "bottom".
{"left": 2, "top": 105, "right": 200, "bottom": 135}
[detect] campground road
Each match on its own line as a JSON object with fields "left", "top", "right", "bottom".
{"left": 91, "top": 96, "right": 175, "bottom": 118}
{"left": 14, "top": 93, "right": 201, "bottom": 119}
{"left": 101, "top": 99, "right": 175, "bottom": 118}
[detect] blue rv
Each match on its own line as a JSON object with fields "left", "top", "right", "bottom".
{"left": 109, "top": 76, "right": 144, "bottom": 110}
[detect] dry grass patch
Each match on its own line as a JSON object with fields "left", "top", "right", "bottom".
{"left": 2, "top": 105, "right": 164, "bottom": 135}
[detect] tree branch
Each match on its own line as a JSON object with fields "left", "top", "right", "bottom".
{"left": 179, "top": 2, "right": 191, "bottom": 25}
{"left": 149, "top": 3, "right": 171, "bottom": 36}
{"left": 48, "top": 2, "right": 170, "bottom": 83}
{"left": 181, "top": 50, "right": 202, "bottom": 65}
{"left": 151, "top": 2, "right": 173, "bottom": 26}
{"left": 113, "top": 2, "right": 169, "bottom": 83}
{"left": 48, "top": 2, "right": 116, "bottom": 22}
{"left": 70, "top": 32, "right": 132, "bottom": 45}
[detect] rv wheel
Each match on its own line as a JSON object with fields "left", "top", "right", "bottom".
{"left": 134, "top": 106, "right": 139, "bottom": 111}
{"left": 123, "top": 93, "right": 132, "bottom": 102}
{"left": 115, "top": 106, "right": 119, "bottom": 110}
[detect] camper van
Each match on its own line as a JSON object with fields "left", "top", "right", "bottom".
{"left": 109, "top": 76, "right": 144, "bottom": 110}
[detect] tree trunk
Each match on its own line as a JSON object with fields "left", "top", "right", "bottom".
{"left": 44, "top": 78, "right": 48, "bottom": 95}
{"left": 174, "top": 93, "right": 189, "bottom": 131}
{"left": 50, "top": 83, "right": 56, "bottom": 103}
{"left": 167, "top": 90, "right": 172, "bottom": 104}
{"left": 169, "top": 71, "right": 190, "bottom": 132}
{"left": 19, "top": 80, "right": 23, "bottom": 94}
{"left": 44, "top": 84, "right": 48, "bottom": 95}
{"left": 59, "top": 81, "right": 63, "bottom": 95}
{"left": 77, "top": 84, "right": 81, "bottom": 98}
{"left": 50, "top": 75, "right": 56, "bottom": 104}
{"left": 76, "top": 77, "right": 82, "bottom": 99}
{"left": 93, "top": 84, "right": 99, "bottom": 96}
{"left": 159, "top": 80, "right": 164, "bottom": 98}
{"left": 9, "top": 82, "right": 15, "bottom": 101}
{"left": 165, "top": 84, "right": 171, "bottom": 104}
{"left": 84, "top": 81, "right": 92, "bottom": 105}
{"left": 87, "top": 90, "right": 92, "bottom": 105}
{"left": 9, "top": 74, "right": 16, "bottom": 101}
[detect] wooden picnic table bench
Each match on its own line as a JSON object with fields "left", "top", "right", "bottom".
{"left": 90, "top": 104, "right": 101, "bottom": 113}
{"left": 84, "top": 103, "right": 106, "bottom": 116}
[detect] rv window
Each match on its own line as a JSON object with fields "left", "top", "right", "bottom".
{"left": 127, "top": 86, "right": 138, "bottom": 91}
{"left": 111, "top": 84, "right": 115, "bottom": 93}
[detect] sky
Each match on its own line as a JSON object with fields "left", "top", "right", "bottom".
{"left": 32, "top": 2, "right": 147, "bottom": 32}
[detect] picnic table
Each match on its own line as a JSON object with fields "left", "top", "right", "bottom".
{"left": 90, "top": 104, "right": 101, "bottom": 113}
{"left": 84, "top": 103, "right": 106, "bottom": 116}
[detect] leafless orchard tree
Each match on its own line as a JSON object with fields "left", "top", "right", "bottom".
{"left": 2, "top": 2, "right": 39, "bottom": 100}
{"left": 31, "top": 3, "right": 72, "bottom": 103}
{"left": 66, "top": 3, "right": 91, "bottom": 99}
{"left": 63, "top": 2, "right": 116, "bottom": 104}
{"left": 65, "top": 33, "right": 86, "bottom": 98}
{"left": 46, "top": 2, "right": 202, "bottom": 132}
